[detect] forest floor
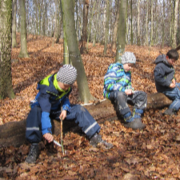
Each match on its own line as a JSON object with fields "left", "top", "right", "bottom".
{"left": 1, "top": 34, "right": 180, "bottom": 179}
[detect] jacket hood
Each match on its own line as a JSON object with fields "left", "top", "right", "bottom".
{"left": 154, "top": 54, "right": 171, "bottom": 66}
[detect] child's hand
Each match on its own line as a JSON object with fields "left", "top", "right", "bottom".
{"left": 125, "top": 89, "right": 133, "bottom": 95}
{"left": 170, "top": 82, "right": 176, "bottom": 88}
{"left": 43, "top": 133, "right": 53, "bottom": 143}
{"left": 172, "top": 79, "right": 176, "bottom": 84}
{"left": 59, "top": 110, "right": 67, "bottom": 120}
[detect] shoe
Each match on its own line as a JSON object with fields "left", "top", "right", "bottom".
{"left": 124, "top": 118, "right": 146, "bottom": 130}
{"left": 25, "top": 144, "right": 39, "bottom": 164}
{"left": 163, "top": 109, "right": 177, "bottom": 116}
{"left": 90, "top": 133, "right": 113, "bottom": 149}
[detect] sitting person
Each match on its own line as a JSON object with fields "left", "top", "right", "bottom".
{"left": 103, "top": 52, "right": 147, "bottom": 130}
{"left": 154, "top": 49, "right": 179, "bottom": 115}
{"left": 25, "top": 64, "right": 113, "bottom": 164}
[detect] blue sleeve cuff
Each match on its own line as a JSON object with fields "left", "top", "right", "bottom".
{"left": 41, "top": 111, "right": 52, "bottom": 135}
{"left": 62, "top": 98, "right": 71, "bottom": 111}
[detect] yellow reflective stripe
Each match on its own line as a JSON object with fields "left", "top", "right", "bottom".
{"left": 39, "top": 74, "right": 52, "bottom": 86}
{"left": 46, "top": 87, "right": 71, "bottom": 100}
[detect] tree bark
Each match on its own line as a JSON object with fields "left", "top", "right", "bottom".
{"left": 61, "top": 0, "right": 94, "bottom": 103}
{"left": 111, "top": 0, "right": 119, "bottom": 50}
{"left": 54, "top": 0, "right": 61, "bottom": 43}
{"left": 150, "top": 0, "right": 154, "bottom": 46}
{"left": 12, "top": 0, "right": 17, "bottom": 48}
{"left": 115, "top": 0, "right": 126, "bottom": 62}
{"left": 172, "top": 0, "right": 179, "bottom": 48}
{"left": 80, "top": 0, "right": 89, "bottom": 54}
{"left": 103, "top": 0, "right": 110, "bottom": 55}
{"left": 0, "top": 0, "right": 15, "bottom": 100}
{"left": 0, "top": 93, "right": 172, "bottom": 147}
{"left": 18, "top": 0, "right": 29, "bottom": 58}
{"left": 137, "top": 0, "right": 141, "bottom": 46}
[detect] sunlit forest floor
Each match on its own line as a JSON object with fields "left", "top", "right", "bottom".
{"left": 1, "top": 34, "right": 180, "bottom": 179}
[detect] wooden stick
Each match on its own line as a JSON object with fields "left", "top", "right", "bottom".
{"left": 60, "top": 117, "right": 64, "bottom": 155}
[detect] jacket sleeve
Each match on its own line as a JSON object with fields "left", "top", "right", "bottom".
{"left": 154, "top": 66, "right": 171, "bottom": 87}
{"left": 38, "top": 92, "right": 52, "bottom": 135}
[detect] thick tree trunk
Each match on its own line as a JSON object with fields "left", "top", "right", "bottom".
{"left": 0, "top": 93, "right": 172, "bottom": 147}
{"left": 116, "top": 0, "right": 126, "bottom": 62}
{"left": 18, "top": 0, "right": 29, "bottom": 58}
{"left": 0, "top": 0, "right": 15, "bottom": 99}
{"left": 61, "top": 0, "right": 94, "bottom": 103}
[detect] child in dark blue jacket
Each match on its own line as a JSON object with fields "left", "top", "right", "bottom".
{"left": 103, "top": 52, "right": 147, "bottom": 130}
{"left": 154, "top": 49, "right": 179, "bottom": 115}
{"left": 25, "top": 64, "right": 112, "bottom": 164}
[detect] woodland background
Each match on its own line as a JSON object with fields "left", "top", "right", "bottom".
{"left": 1, "top": 0, "right": 180, "bottom": 179}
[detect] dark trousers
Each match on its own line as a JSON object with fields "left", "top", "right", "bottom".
{"left": 26, "top": 105, "right": 100, "bottom": 143}
{"left": 109, "top": 91, "right": 147, "bottom": 116}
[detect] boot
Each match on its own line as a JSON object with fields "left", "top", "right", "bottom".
{"left": 123, "top": 110, "right": 146, "bottom": 130}
{"left": 124, "top": 118, "right": 146, "bottom": 130}
{"left": 25, "top": 144, "right": 39, "bottom": 164}
{"left": 90, "top": 133, "right": 113, "bottom": 149}
{"left": 163, "top": 108, "right": 177, "bottom": 116}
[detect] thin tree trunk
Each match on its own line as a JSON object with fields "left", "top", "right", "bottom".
{"left": 0, "top": 0, "right": 15, "bottom": 99}
{"left": 12, "top": 0, "right": 17, "bottom": 48}
{"left": 137, "top": 0, "right": 141, "bottom": 46}
{"left": 111, "top": 0, "right": 119, "bottom": 50}
{"left": 87, "top": 0, "right": 96, "bottom": 50}
{"left": 54, "top": 0, "right": 61, "bottom": 43}
{"left": 61, "top": 0, "right": 94, "bottom": 103}
{"left": 150, "top": 0, "right": 154, "bottom": 46}
{"left": 18, "top": 0, "right": 29, "bottom": 58}
{"left": 80, "top": 0, "right": 89, "bottom": 54}
{"left": 145, "top": 0, "right": 149, "bottom": 46}
{"left": 162, "top": 0, "right": 165, "bottom": 47}
{"left": 103, "top": 0, "right": 110, "bottom": 55}
{"left": 172, "top": 0, "right": 179, "bottom": 48}
{"left": 116, "top": 0, "right": 126, "bottom": 62}
{"left": 130, "top": 0, "right": 133, "bottom": 45}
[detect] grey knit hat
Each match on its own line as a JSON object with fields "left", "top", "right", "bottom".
{"left": 57, "top": 64, "right": 77, "bottom": 85}
{"left": 121, "top": 52, "right": 136, "bottom": 64}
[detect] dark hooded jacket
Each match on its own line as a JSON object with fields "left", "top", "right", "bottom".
{"left": 154, "top": 54, "right": 175, "bottom": 92}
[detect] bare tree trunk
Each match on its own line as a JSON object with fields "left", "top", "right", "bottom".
{"left": 0, "top": 0, "right": 15, "bottom": 99}
{"left": 87, "top": 0, "right": 96, "bottom": 50}
{"left": 172, "top": 0, "right": 179, "bottom": 48}
{"left": 54, "top": 0, "right": 61, "bottom": 43}
{"left": 18, "top": 0, "right": 29, "bottom": 58}
{"left": 137, "top": 0, "right": 141, "bottom": 46}
{"left": 130, "top": 0, "right": 133, "bottom": 45}
{"left": 12, "top": 0, "right": 17, "bottom": 48}
{"left": 61, "top": 0, "right": 94, "bottom": 103}
{"left": 42, "top": 1, "right": 47, "bottom": 36}
{"left": 116, "top": 0, "right": 126, "bottom": 62}
{"left": 150, "top": 0, "right": 154, "bottom": 46}
{"left": 162, "top": 0, "right": 165, "bottom": 47}
{"left": 103, "top": 0, "right": 110, "bottom": 55}
{"left": 111, "top": 0, "right": 119, "bottom": 50}
{"left": 80, "top": 0, "right": 89, "bottom": 54}
{"left": 170, "top": 0, "right": 174, "bottom": 46}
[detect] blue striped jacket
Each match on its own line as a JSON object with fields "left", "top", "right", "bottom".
{"left": 103, "top": 63, "right": 132, "bottom": 98}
